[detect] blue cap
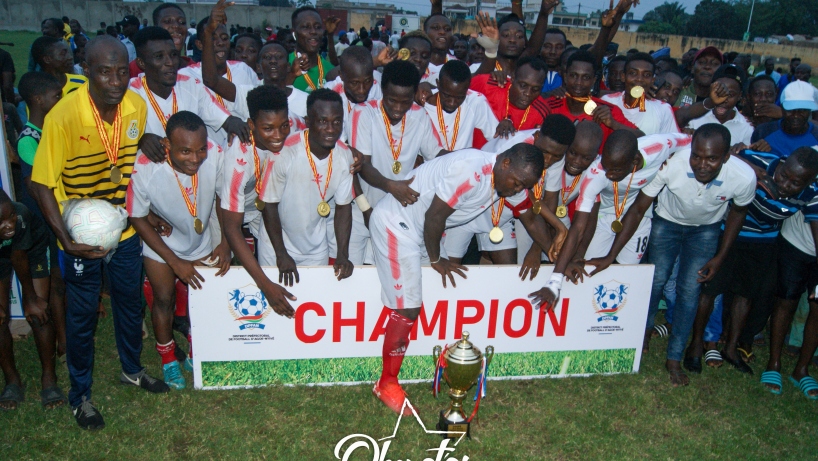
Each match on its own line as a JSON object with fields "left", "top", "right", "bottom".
{"left": 651, "top": 47, "right": 670, "bottom": 59}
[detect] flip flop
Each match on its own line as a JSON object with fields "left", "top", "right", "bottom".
{"left": 0, "top": 384, "right": 25, "bottom": 411}
{"left": 652, "top": 323, "right": 670, "bottom": 338}
{"left": 789, "top": 375, "right": 818, "bottom": 400}
{"left": 760, "top": 370, "right": 783, "bottom": 395}
{"left": 738, "top": 347, "right": 755, "bottom": 364}
{"left": 40, "top": 386, "right": 67, "bottom": 410}
{"left": 705, "top": 349, "right": 723, "bottom": 368}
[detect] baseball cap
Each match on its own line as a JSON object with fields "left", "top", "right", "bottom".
{"left": 781, "top": 81, "right": 818, "bottom": 111}
{"left": 117, "top": 15, "right": 140, "bottom": 27}
{"left": 712, "top": 64, "right": 747, "bottom": 86}
{"left": 693, "top": 46, "right": 723, "bottom": 64}
{"left": 651, "top": 47, "right": 670, "bottom": 59}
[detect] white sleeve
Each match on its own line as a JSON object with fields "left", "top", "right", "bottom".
{"left": 219, "top": 143, "right": 248, "bottom": 213}
{"left": 658, "top": 104, "right": 680, "bottom": 133}
{"left": 640, "top": 164, "right": 668, "bottom": 198}
{"left": 197, "top": 83, "right": 230, "bottom": 129}
{"left": 574, "top": 167, "right": 607, "bottom": 213}
{"left": 212, "top": 143, "right": 224, "bottom": 199}
{"left": 260, "top": 150, "right": 290, "bottom": 204}
{"left": 733, "top": 168, "right": 757, "bottom": 207}
{"left": 472, "top": 94, "right": 500, "bottom": 140}
{"left": 544, "top": 159, "right": 565, "bottom": 192}
{"left": 232, "top": 84, "right": 253, "bottom": 121}
{"left": 436, "top": 160, "right": 479, "bottom": 210}
{"left": 126, "top": 153, "right": 152, "bottom": 218}
{"left": 333, "top": 148, "right": 355, "bottom": 206}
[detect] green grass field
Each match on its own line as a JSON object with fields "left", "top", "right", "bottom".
{"left": 0, "top": 31, "right": 38, "bottom": 85}
{"left": 1, "top": 306, "right": 817, "bottom": 459}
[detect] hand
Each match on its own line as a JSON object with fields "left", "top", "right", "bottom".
{"left": 519, "top": 247, "right": 541, "bottom": 281}
{"left": 276, "top": 253, "right": 300, "bottom": 287}
{"left": 374, "top": 46, "right": 397, "bottom": 67}
{"left": 592, "top": 104, "right": 615, "bottom": 128}
{"left": 728, "top": 142, "right": 748, "bottom": 157}
{"left": 491, "top": 69, "right": 507, "bottom": 87}
{"left": 528, "top": 286, "right": 557, "bottom": 310}
{"left": 748, "top": 138, "right": 771, "bottom": 153}
{"left": 333, "top": 257, "right": 354, "bottom": 280}
{"left": 211, "top": 242, "right": 232, "bottom": 276}
{"left": 646, "top": 82, "right": 659, "bottom": 100}
{"left": 586, "top": 255, "right": 614, "bottom": 277}
{"left": 431, "top": 258, "right": 468, "bottom": 288}
{"left": 23, "top": 295, "right": 49, "bottom": 326}
{"left": 564, "top": 259, "right": 589, "bottom": 283}
{"left": 146, "top": 211, "right": 173, "bottom": 237}
{"left": 708, "top": 81, "right": 729, "bottom": 106}
{"left": 289, "top": 53, "right": 309, "bottom": 79}
{"left": 224, "top": 116, "right": 250, "bottom": 145}
{"left": 323, "top": 16, "right": 340, "bottom": 36}
{"left": 350, "top": 148, "right": 364, "bottom": 174}
{"left": 259, "top": 278, "right": 296, "bottom": 318}
{"left": 207, "top": 0, "right": 233, "bottom": 34}
{"left": 475, "top": 12, "right": 499, "bottom": 41}
{"left": 541, "top": 0, "right": 560, "bottom": 13}
{"left": 600, "top": 0, "right": 617, "bottom": 28}
{"left": 415, "top": 82, "right": 434, "bottom": 106}
{"left": 138, "top": 133, "right": 166, "bottom": 163}
{"left": 548, "top": 228, "right": 568, "bottom": 262}
{"left": 494, "top": 119, "right": 516, "bottom": 138}
{"left": 697, "top": 256, "right": 722, "bottom": 283}
{"left": 544, "top": 86, "right": 567, "bottom": 99}
{"left": 753, "top": 103, "right": 783, "bottom": 119}
{"left": 387, "top": 177, "right": 420, "bottom": 207}
{"left": 169, "top": 258, "right": 206, "bottom": 289}
{"left": 63, "top": 241, "right": 108, "bottom": 260}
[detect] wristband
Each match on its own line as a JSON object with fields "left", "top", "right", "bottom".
{"left": 431, "top": 256, "right": 441, "bottom": 264}
{"left": 544, "top": 273, "right": 563, "bottom": 297}
{"left": 814, "top": 285, "right": 818, "bottom": 299}
{"left": 703, "top": 98, "right": 714, "bottom": 110}
{"left": 476, "top": 34, "right": 499, "bottom": 59}
{"left": 354, "top": 194, "right": 371, "bottom": 212}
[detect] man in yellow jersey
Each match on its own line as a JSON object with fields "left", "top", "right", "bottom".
{"left": 30, "top": 36, "right": 169, "bottom": 431}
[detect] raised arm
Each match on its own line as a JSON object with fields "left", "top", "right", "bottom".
{"left": 201, "top": 0, "right": 237, "bottom": 102}
{"left": 522, "top": 0, "right": 561, "bottom": 59}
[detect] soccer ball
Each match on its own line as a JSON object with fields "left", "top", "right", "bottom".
{"left": 62, "top": 199, "right": 128, "bottom": 252}
{"left": 239, "top": 294, "right": 266, "bottom": 317}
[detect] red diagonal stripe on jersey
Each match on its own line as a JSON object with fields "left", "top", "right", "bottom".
{"left": 229, "top": 169, "right": 244, "bottom": 211}
{"left": 387, "top": 227, "right": 400, "bottom": 280}
{"left": 446, "top": 179, "right": 474, "bottom": 208}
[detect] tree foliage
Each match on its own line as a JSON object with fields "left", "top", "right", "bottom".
{"left": 684, "top": 0, "right": 818, "bottom": 40}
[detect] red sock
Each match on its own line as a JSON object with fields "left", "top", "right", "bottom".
{"left": 143, "top": 276, "right": 154, "bottom": 311}
{"left": 156, "top": 340, "right": 177, "bottom": 365}
{"left": 174, "top": 279, "right": 188, "bottom": 317}
{"left": 380, "top": 311, "right": 415, "bottom": 386}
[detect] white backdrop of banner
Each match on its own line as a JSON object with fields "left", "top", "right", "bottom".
{"left": 190, "top": 265, "right": 654, "bottom": 389}
{"left": 0, "top": 104, "right": 24, "bottom": 319}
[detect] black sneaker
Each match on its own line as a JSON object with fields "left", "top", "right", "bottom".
{"left": 120, "top": 369, "right": 170, "bottom": 394}
{"left": 73, "top": 397, "right": 105, "bottom": 430}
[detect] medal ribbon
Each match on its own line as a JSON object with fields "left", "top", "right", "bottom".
{"left": 612, "top": 165, "right": 637, "bottom": 221}
{"left": 494, "top": 61, "right": 502, "bottom": 71}
{"left": 249, "top": 132, "right": 264, "bottom": 199}
{"left": 505, "top": 86, "right": 531, "bottom": 130}
{"left": 167, "top": 156, "right": 198, "bottom": 219}
{"left": 490, "top": 173, "right": 506, "bottom": 228}
{"left": 436, "top": 102, "right": 461, "bottom": 150}
{"left": 215, "top": 66, "right": 233, "bottom": 109}
{"left": 304, "top": 130, "right": 333, "bottom": 202}
{"left": 560, "top": 170, "right": 582, "bottom": 206}
{"left": 142, "top": 77, "right": 177, "bottom": 131}
{"left": 531, "top": 168, "right": 547, "bottom": 202}
{"left": 88, "top": 93, "right": 122, "bottom": 170}
{"left": 565, "top": 92, "right": 592, "bottom": 103}
{"left": 301, "top": 57, "right": 324, "bottom": 91}
{"left": 380, "top": 103, "right": 405, "bottom": 165}
{"left": 624, "top": 93, "right": 646, "bottom": 112}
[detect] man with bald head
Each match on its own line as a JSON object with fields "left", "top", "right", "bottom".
{"left": 31, "top": 36, "right": 168, "bottom": 431}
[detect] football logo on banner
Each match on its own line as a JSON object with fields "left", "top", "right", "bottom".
{"left": 592, "top": 281, "right": 628, "bottom": 322}
{"left": 229, "top": 285, "right": 271, "bottom": 330}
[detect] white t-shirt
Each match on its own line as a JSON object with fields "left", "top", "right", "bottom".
{"left": 687, "top": 109, "right": 754, "bottom": 146}
{"left": 425, "top": 55, "right": 458, "bottom": 87}
{"left": 424, "top": 90, "right": 499, "bottom": 150}
{"left": 121, "top": 37, "right": 136, "bottom": 63}
{"left": 576, "top": 133, "right": 692, "bottom": 215}
{"left": 469, "top": 63, "right": 481, "bottom": 74}
{"left": 128, "top": 74, "right": 230, "bottom": 137}
{"left": 781, "top": 211, "right": 817, "bottom": 256}
{"left": 231, "top": 83, "right": 307, "bottom": 130}
{"left": 348, "top": 99, "right": 443, "bottom": 205}
{"left": 600, "top": 92, "right": 679, "bottom": 136}
{"left": 376, "top": 149, "right": 530, "bottom": 243}
{"left": 390, "top": 34, "right": 400, "bottom": 49}
{"left": 127, "top": 140, "right": 223, "bottom": 263}
{"left": 258, "top": 131, "right": 355, "bottom": 260}
{"left": 335, "top": 42, "right": 349, "bottom": 56}
{"left": 220, "top": 140, "right": 274, "bottom": 226}
{"left": 325, "top": 72, "right": 383, "bottom": 142}
{"left": 641, "top": 148, "right": 756, "bottom": 226}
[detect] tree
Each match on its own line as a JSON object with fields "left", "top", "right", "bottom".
{"left": 638, "top": 21, "right": 678, "bottom": 35}
{"left": 638, "top": 1, "right": 689, "bottom": 35}
{"left": 685, "top": 0, "right": 745, "bottom": 40}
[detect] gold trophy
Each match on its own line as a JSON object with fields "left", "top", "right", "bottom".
{"left": 432, "top": 331, "right": 494, "bottom": 439}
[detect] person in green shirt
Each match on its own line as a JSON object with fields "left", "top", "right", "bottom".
{"left": 676, "top": 46, "right": 722, "bottom": 108}
{"left": 288, "top": 6, "right": 338, "bottom": 93}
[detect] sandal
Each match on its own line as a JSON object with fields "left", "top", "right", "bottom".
{"left": 40, "top": 386, "right": 67, "bottom": 410}
{"left": 760, "top": 370, "right": 783, "bottom": 395}
{"left": 789, "top": 375, "right": 818, "bottom": 400}
{"left": 737, "top": 347, "right": 755, "bottom": 364}
{"left": 668, "top": 369, "right": 689, "bottom": 387}
{"left": 0, "top": 384, "right": 25, "bottom": 411}
{"left": 652, "top": 323, "right": 670, "bottom": 338}
{"left": 704, "top": 349, "right": 723, "bottom": 368}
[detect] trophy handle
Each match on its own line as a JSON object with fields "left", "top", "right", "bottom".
{"left": 484, "top": 346, "right": 494, "bottom": 366}
{"left": 433, "top": 345, "right": 442, "bottom": 365}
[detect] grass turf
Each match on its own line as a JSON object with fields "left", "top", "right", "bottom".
{"left": 1, "top": 307, "right": 817, "bottom": 459}
{"left": 0, "top": 31, "right": 39, "bottom": 85}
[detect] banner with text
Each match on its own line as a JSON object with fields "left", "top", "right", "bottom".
{"left": 190, "top": 265, "right": 654, "bottom": 389}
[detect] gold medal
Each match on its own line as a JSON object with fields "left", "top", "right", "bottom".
{"left": 397, "top": 48, "right": 411, "bottom": 61}
{"left": 611, "top": 219, "right": 623, "bottom": 234}
{"left": 317, "top": 201, "right": 331, "bottom": 217}
{"left": 110, "top": 166, "right": 123, "bottom": 184}
{"left": 489, "top": 226, "right": 504, "bottom": 244}
{"left": 584, "top": 100, "right": 597, "bottom": 115}
{"left": 630, "top": 85, "right": 644, "bottom": 98}
{"left": 255, "top": 198, "right": 265, "bottom": 211}
{"left": 555, "top": 205, "right": 568, "bottom": 218}
{"left": 194, "top": 217, "right": 204, "bottom": 235}
{"left": 532, "top": 200, "right": 541, "bottom": 215}
{"left": 392, "top": 160, "right": 402, "bottom": 174}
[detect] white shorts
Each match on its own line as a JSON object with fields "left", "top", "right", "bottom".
{"left": 515, "top": 214, "right": 572, "bottom": 262}
{"left": 585, "top": 213, "right": 651, "bottom": 264}
{"left": 326, "top": 203, "right": 374, "bottom": 266}
{"left": 442, "top": 209, "right": 517, "bottom": 259}
{"left": 371, "top": 209, "right": 429, "bottom": 310}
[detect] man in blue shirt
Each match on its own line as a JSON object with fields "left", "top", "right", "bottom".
{"left": 751, "top": 81, "right": 818, "bottom": 158}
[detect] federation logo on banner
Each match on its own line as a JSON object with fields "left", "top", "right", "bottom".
{"left": 592, "top": 281, "right": 628, "bottom": 322}
{"left": 229, "top": 285, "right": 271, "bottom": 330}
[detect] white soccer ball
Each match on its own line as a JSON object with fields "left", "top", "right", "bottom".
{"left": 62, "top": 199, "right": 129, "bottom": 252}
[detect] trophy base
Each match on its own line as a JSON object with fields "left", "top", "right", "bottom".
{"left": 437, "top": 411, "right": 470, "bottom": 439}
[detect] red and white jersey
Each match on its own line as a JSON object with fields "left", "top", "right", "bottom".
{"left": 481, "top": 129, "right": 565, "bottom": 193}
{"left": 178, "top": 60, "right": 260, "bottom": 114}
{"left": 376, "top": 149, "right": 530, "bottom": 243}
{"left": 424, "top": 90, "right": 499, "bottom": 150}
{"left": 220, "top": 140, "right": 275, "bottom": 225}
{"left": 127, "top": 140, "right": 223, "bottom": 263}
{"left": 232, "top": 83, "right": 307, "bottom": 132}
{"left": 348, "top": 99, "right": 443, "bottom": 205}
{"left": 128, "top": 74, "right": 230, "bottom": 137}
{"left": 258, "top": 131, "right": 355, "bottom": 260}
{"left": 425, "top": 55, "right": 458, "bottom": 86}
{"left": 325, "top": 72, "right": 383, "bottom": 142}
{"left": 575, "top": 133, "right": 692, "bottom": 216}
{"left": 600, "top": 92, "right": 680, "bottom": 136}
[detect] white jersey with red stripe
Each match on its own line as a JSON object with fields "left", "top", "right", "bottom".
{"left": 258, "top": 131, "right": 355, "bottom": 262}
{"left": 127, "top": 139, "right": 223, "bottom": 263}
{"left": 220, "top": 140, "right": 273, "bottom": 221}
{"left": 325, "top": 72, "right": 383, "bottom": 142}
{"left": 348, "top": 99, "right": 443, "bottom": 206}
{"left": 425, "top": 55, "right": 458, "bottom": 86}
{"left": 424, "top": 90, "right": 499, "bottom": 150}
{"left": 575, "top": 133, "right": 692, "bottom": 216}
{"left": 231, "top": 84, "right": 307, "bottom": 131}
{"left": 600, "top": 92, "right": 680, "bottom": 136}
{"left": 374, "top": 149, "right": 530, "bottom": 244}
{"left": 128, "top": 74, "right": 230, "bottom": 137}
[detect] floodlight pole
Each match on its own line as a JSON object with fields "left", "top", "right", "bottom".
{"left": 745, "top": 0, "right": 755, "bottom": 40}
